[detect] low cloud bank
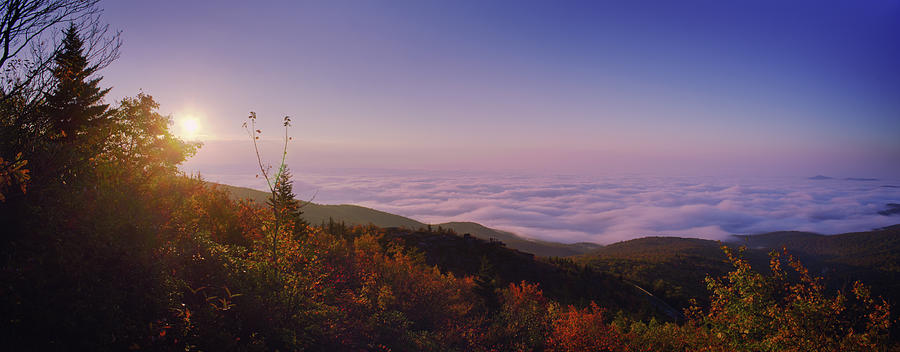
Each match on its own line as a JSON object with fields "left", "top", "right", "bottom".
{"left": 204, "top": 170, "right": 900, "bottom": 244}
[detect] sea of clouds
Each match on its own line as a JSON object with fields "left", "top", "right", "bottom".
{"left": 208, "top": 170, "right": 900, "bottom": 244}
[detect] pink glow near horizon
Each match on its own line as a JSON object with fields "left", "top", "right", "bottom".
{"left": 184, "top": 167, "right": 900, "bottom": 245}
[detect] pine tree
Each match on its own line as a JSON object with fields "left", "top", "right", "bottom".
{"left": 267, "top": 166, "right": 307, "bottom": 236}
{"left": 37, "top": 23, "right": 111, "bottom": 184}
{"left": 45, "top": 23, "right": 110, "bottom": 139}
{"left": 475, "top": 255, "right": 500, "bottom": 313}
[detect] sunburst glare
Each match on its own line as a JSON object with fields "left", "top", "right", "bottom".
{"left": 177, "top": 115, "right": 201, "bottom": 140}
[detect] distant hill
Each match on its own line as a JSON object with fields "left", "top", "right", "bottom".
{"left": 216, "top": 183, "right": 598, "bottom": 257}
{"left": 730, "top": 230, "right": 823, "bottom": 248}
{"left": 575, "top": 237, "right": 766, "bottom": 310}
{"left": 732, "top": 225, "right": 900, "bottom": 274}
{"left": 583, "top": 236, "right": 735, "bottom": 261}
{"left": 436, "top": 221, "right": 601, "bottom": 257}
{"left": 577, "top": 225, "right": 900, "bottom": 316}
{"left": 733, "top": 225, "right": 900, "bottom": 332}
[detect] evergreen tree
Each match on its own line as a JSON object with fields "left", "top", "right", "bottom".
{"left": 475, "top": 255, "right": 500, "bottom": 313}
{"left": 44, "top": 23, "right": 110, "bottom": 139}
{"left": 37, "top": 23, "right": 111, "bottom": 184}
{"left": 267, "top": 166, "right": 308, "bottom": 236}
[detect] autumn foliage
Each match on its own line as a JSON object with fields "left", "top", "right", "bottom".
{"left": 0, "top": 4, "right": 895, "bottom": 351}
{"left": 547, "top": 302, "right": 628, "bottom": 352}
{"left": 697, "top": 246, "right": 892, "bottom": 352}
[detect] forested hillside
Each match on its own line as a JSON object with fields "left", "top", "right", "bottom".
{"left": 0, "top": 2, "right": 895, "bottom": 351}
{"left": 576, "top": 237, "right": 772, "bottom": 309}
{"left": 736, "top": 226, "right": 900, "bottom": 323}
{"left": 578, "top": 227, "right": 900, "bottom": 341}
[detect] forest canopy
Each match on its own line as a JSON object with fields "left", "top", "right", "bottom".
{"left": 0, "top": 1, "right": 894, "bottom": 351}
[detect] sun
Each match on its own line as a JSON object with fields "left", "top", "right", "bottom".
{"left": 178, "top": 116, "right": 201, "bottom": 140}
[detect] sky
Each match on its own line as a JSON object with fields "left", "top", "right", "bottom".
{"left": 90, "top": 1, "right": 900, "bottom": 242}
{"left": 98, "top": 0, "right": 900, "bottom": 178}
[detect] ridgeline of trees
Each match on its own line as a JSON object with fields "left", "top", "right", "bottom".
{"left": 0, "top": 1, "right": 894, "bottom": 350}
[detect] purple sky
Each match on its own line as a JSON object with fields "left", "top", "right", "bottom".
{"left": 97, "top": 0, "right": 900, "bottom": 178}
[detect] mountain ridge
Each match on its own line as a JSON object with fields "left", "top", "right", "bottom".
{"left": 217, "top": 183, "right": 599, "bottom": 257}
{"left": 576, "top": 225, "right": 900, "bottom": 316}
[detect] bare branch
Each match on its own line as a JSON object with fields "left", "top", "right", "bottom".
{"left": 0, "top": 0, "right": 119, "bottom": 104}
